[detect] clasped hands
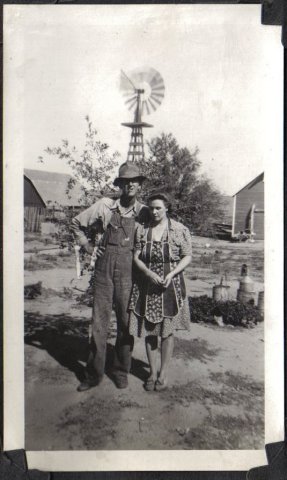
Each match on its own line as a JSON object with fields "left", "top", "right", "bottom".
{"left": 147, "top": 270, "right": 174, "bottom": 289}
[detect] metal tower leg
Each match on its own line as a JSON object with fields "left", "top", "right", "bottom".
{"left": 127, "top": 127, "right": 144, "bottom": 163}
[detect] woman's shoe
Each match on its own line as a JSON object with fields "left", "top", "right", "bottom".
{"left": 155, "top": 378, "right": 168, "bottom": 391}
{"left": 144, "top": 377, "right": 156, "bottom": 391}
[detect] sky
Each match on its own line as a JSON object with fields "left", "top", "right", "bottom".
{"left": 5, "top": 5, "right": 283, "bottom": 195}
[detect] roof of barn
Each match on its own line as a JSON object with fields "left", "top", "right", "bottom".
{"left": 24, "top": 169, "right": 85, "bottom": 207}
{"left": 233, "top": 172, "right": 264, "bottom": 197}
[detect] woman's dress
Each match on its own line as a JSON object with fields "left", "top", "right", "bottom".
{"left": 129, "top": 222, "right": 191, "bottom": 338}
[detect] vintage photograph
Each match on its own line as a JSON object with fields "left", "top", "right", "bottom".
{"left": 4, "top": 4, "right": 284, "bottom": 472}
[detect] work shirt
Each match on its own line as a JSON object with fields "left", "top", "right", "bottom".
{"left": 71, "top": 197, "right": 149, "bottom": 247}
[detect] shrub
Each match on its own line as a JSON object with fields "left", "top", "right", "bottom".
{"left": 188, "top": 295, "right": 263, "bottom": 327}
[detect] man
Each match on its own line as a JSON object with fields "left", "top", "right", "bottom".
{"left": 72, "top": 162, "right": 149, "bottom": 391}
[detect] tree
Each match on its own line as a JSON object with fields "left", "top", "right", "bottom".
{"left": 137, "top": 133, "right": 200, "bottom": 199}
{"left": 44, "top": 116, "right": 119, "bottom": 205}
{"left": 44, "top": 124, "right": 224, "bottom": 236}
{"left": 138, "top": 133, "right": 224, "bottom": 235}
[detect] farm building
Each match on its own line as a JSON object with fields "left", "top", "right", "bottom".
{"left": 232, "top": 172, "right": 264, "bottom": 240}
{"left": 24, "top": 169, "right": 87, "bottom": 233}
{"left": 24, "top": 175, "right": 46, "bottom": 232}
{"left": 24, "top": 169, "right": 84, "bottom": 211}
{"left": 221, "top": 195, "right": 233, "bottom": 224}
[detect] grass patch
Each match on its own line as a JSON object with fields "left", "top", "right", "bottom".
{"left": 24, "top": 253, "right": 74, "bottom": 271}
{"left": 184, "top": 411, "right": 264, "bottom": 449}
{"left": 161, "top": 371, "right": 264, "bottom": 449}
{"left": 25, "top": 255, "right": 59, "bottom": 270}
{"left": 57, "top": 396, "right": 127, "bottom": 449}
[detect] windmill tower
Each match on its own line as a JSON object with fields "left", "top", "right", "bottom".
{"left": 120, "top": 67, "right": 165, "bottom": 163}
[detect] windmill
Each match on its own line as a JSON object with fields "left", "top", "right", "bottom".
{"left": 120, "top": 67, "right": 165, "bottom": 163}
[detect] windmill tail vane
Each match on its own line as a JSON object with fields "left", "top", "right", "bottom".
{"left": 120, "top": 67, "right": 165, "bottom": 163}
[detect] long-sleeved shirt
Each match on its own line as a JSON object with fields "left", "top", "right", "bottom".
{"left": 71, "top": 197, "right": 149, "bottom": 247}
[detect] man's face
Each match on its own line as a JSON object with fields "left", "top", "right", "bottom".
{"left": 119, "top": 178, "right": 141, "bottom": 198}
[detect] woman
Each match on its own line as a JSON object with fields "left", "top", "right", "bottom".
{"left": 128, "top": 193, "right": 192, "bottom": 391}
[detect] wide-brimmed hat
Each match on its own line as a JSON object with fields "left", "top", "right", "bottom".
{"left": 113, "top": 162, "right": 146, "bottom": 187}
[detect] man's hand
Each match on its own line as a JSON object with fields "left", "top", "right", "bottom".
{"left": 88, "top": 246, "right": 106, "bottom": 270}
{"left": 94, "top": 246, "right": 106, "bottom": 260}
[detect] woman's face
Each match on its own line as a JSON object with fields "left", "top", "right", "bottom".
{"left": 149, "top": 199, "right": 168, "bottom": 223}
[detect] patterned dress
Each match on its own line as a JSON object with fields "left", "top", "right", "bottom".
{"left": 129, "top": 220, "right": 192, "bottom": 338}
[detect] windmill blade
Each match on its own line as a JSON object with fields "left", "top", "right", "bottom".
{"left": 120, "top": 66, "right": 165, "bottom": 116}
{"left": 145, "top": 100, "right": 151, "bottom": 115}
{"left": 125, "top": 95, "right": 137, "bottom": 106}
{"left": 141, "top": 100, "right": 147, "bottom": 116}
{"left": 152, "top": 91, "right": 164, "bottom": 97}
{"left": 142, "top": 99, "right": 150, "bottom": 115}
{"left": 150, "top": 91, "right": 164, "bottom": 99}
{"left": 151, "top": 77, "right": 164, "bottom": 88}
{"left": 151, "top": 84, "right": 165, "bottom": 92}
{"left": 148, "top": 97, "right": 157, "bottom": 112}
{"left": 150, "top": 72, "right": 164, "bottom": 87}
{"left": 137, "top": 71, "right": 145, "bottom": 83}
{"left": 150, "top": 94, "right": 162, "bottom": 106}
{"left": 145, "top": 68, "right": 160, "bottom": 84}
{"left": 128, "top": 98, "right": 138, "bottom": 111}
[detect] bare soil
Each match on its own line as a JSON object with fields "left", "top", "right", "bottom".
{"left": 24, "top": 234, "right": 264, "bottom": 450}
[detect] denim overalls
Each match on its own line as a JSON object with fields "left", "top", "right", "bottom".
{"left": 86, "top": 211, "right": 136, "bottom": 384}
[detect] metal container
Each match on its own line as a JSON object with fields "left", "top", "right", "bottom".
{"left": 258, "top": 291, "right": 264, "bottom": 314}
{"left": 237, "top": 289, "right": 256, "bottom": 304}
{"left": 239, "top": 275, "right": 255, "bottom": 293}
{"left": 238, "top": 264, "right": 255, "bottom": 297}
{"left": 213, "top": 277, "right": 230, "bottom": 301}
{"left": 213, "top": 285, "right": 230, "bottom": 301}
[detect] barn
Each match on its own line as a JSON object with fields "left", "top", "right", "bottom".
{"left": 24, "top": 175, "right": 46, "bottom": 232}
{"left": 232, "top": 172, "right": 264, "bottom": 240}
{"left": 24, "top": 169, "right": 86, "bottom": 232}
{"left": 24, "top": 169, "right": 84, "bottom": 210}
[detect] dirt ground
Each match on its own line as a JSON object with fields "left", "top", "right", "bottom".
{"left": 24, "top": 234, "right": 264, "bottom": 450}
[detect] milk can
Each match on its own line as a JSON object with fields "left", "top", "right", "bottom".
{"left": 257, "top": 291, "right": 264, "bottom": 315}
{"left": 237, "top": 264, "right": 256, "bottom": 304}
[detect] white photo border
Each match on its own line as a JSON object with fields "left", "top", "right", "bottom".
{"left": 3, "top": 3, "right": 284, "bottom": 472}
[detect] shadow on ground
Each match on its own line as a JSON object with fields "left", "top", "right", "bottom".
{"left": 24, "top": 311, "right": 149, "bottom": 383}
{"left": 174, "top": 336, "right": 220, "bottom": 363}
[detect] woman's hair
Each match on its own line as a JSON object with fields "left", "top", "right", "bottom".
{"left": 147, "top": 193, "right": 172, "bottom": 214}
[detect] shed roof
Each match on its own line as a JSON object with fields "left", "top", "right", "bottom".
{"left": 233, "top": 172, "right": 264, "bottom": 197}
{"left": 24, "top": 169, "right": 84, "bottom": 207}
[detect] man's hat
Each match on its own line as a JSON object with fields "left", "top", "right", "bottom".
{"left": 113, "top": 162, "right": 146, "bottom": 187}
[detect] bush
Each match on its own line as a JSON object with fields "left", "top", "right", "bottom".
{"left": 188, "top": 295, "right": 263, "bottom": 327}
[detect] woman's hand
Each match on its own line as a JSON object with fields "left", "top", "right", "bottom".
{"left": 162, "top": 272, "right": 174, "bottom": 288}
{"left": 147, "top": 271, "right": 164, "bottom": 287}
